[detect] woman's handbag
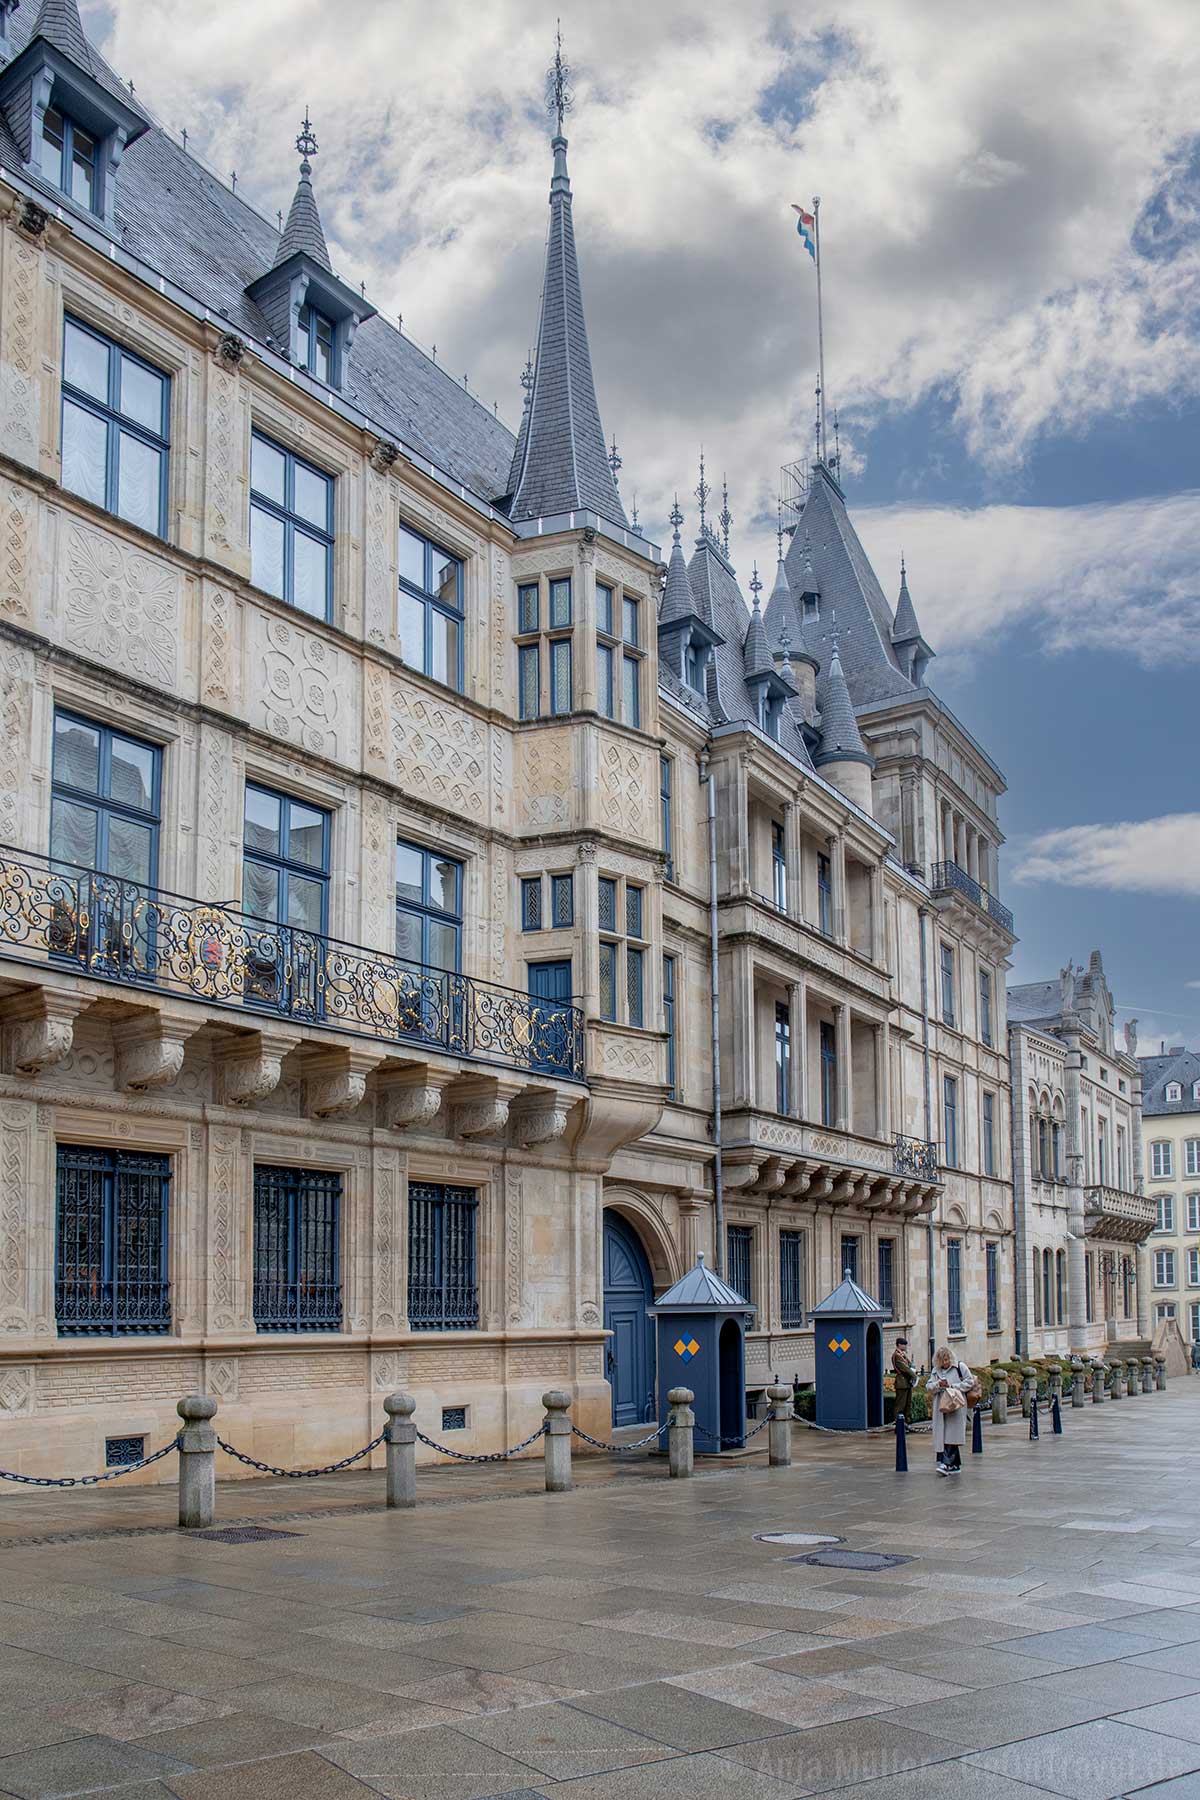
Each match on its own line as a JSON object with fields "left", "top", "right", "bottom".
{"left": 939, "top": 1386, "right": 966, "bottom": 1414}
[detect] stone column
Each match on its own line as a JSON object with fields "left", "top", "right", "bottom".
{"left": 767, "top": 1382, "right": 793, "bottom": 1466}
{"left": 667, "top": 1387, "right": 694, "bottom": 1478}
{"left": 577, "top": 842, "right": 600, "bottom": 1020}
{"left": 789, "top": 976, "right": 807, "bottom": 1119}
{"left": 730, "top": 756, "right": 751, "bottom": 897}
{"left": 869, "top": 861, "right": 886, "bottom": 965}
{"left": 542, "top": 1391, "right": 573, "bottom": 1492}
{"left": 1091, "top": 1357, "right": 1106, "bottom": 1401}
{"left": 991, "top": 1376, "right": 1008, "bottom": 1424}
{"left": 1062, "top": 1015, "right": 1088, "bottom": 1342}
{"left": 783, "top": 801, "right": 803, "bottom": 918}
{"left": 1135, "top": 1238, "right": 1151, "bottom": 1342}
{"left": 835, "top": 1002, "right": 852, "bottom": 1133}
{"left": 831, "top": 835, "right": 848, "bottom": 944}
{"left": 383, "top": 1392, "right": 417, "bottom": 1508}
{"left": 731, "top": 942, "right": 756, "bottom": 1110}
{"left": 1071, "top": 1357, "right": 1085, "bottom": 1407}
{"left": 873, "top": 1022, "right": 891, "bottom": 1139}
{"left": 177, "top": 1395, "right": 217, "bottom": 1530}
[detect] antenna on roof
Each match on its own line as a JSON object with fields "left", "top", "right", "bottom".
{"left": 719, "top": 473, "right": 732, "bottom": 556}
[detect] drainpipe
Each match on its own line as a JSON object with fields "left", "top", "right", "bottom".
{"left": 701, "top": 747, "right": 725, "bottom": 1277}
{"left": 918, "top": 905, "right": 935, "bottom": 1368}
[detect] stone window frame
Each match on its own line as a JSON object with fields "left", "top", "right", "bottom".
{"left": 514, "top": 571, "right": 573, "bottom": 721}
{"left": 597, "top": 870, "right": 649, "bottom": 1030}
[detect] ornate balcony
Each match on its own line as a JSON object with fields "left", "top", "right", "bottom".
{"left": 0, "top": 846, "right": 586, "bottom": 1083}
{"left": 894, "top": 1133, "right": 940, "bottom": 1181}
{"left": 1085, "top": 1185, "right": 1157, "bottom": 1245}
{"left": 720, "top": 1108, "right": 941, "bottom": 1215}
{"left": 929, "top": 860, "right": 1014, "bottom": 937}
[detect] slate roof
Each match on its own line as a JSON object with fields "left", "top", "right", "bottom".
{"left": 810, "top": 1274, "right": 888, "bottom": 1317}
{"left": 274, "top": 159, "right": 331, "bottom": 271}
{"left": 1007, "top": 980, "right": 1063, "bottom": 1026}
{"left": 506, "top": 134, "right": 626, "bottom": 527}
{"left": 659, "top": 519, "right": 705, "bottom": 628}
{"left": 1140, "top": 1048, "right": 1200, "bottom": 1116}
{"left": 648, "top": 1254, "right": 754, "bottom": 1313}
{"left": 813, "top": 645, "right": 870, "bottom": 767}
{"left": 742, "top": 596, "right": 773, "bottom": 680}
{"left": 30, "top": 0, "right": 92, "bottom": 70}
{"left": 892, "top": 561, "right": 922, "bottom": 644}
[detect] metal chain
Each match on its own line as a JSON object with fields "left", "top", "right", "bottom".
{"left": 0, "top": 1436, "right": 180, "bottom": 1488}
{"left": 414, "top": 1422, "right": 546, "bottom": 1463}
{"left": 571, "top": 1420, "right": 668, "bottom": 1452}
{"left": 215, "top": 1432, "right": 385, "bottom": 1479}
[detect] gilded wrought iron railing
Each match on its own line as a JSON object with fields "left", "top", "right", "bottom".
{"left": 929, "top": 861, "right": 1014, "bottom": 936}
{"left": 0, "top": 847, "right": 586, "bottom": 1082}
{"left": 894, "top": 1134, "right": 940, "bottom": 1180}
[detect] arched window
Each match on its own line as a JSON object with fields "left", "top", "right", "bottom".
{"left": 1043, "top": 1249, "right": 1053, "bottom": 1327}
{"left": 1037, "top": 1116, "right": 1049, "bottom": 1179}
{"left": 1056, "top": 1250, "right": 1066, "bottom": 1324}
{"left": 1032, "top": 1247, "right": 1042, "bottom": 1326}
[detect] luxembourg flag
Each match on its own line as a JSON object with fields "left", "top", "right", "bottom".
{"left": 792, "top": 203, "right": 816, "bottom": 261}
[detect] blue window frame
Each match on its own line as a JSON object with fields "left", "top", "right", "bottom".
{"left": 250, "top": 431, "right": 333, "bottom": 620}
{"left": 50, "top": 710, "right": 160, "bottom": 888}
{"left": 518, "top": 642, "right": 540, "bottom": 720}
{"left": 398, "top": 520, "right": 464, "bottom": 690}
{"left": 820, "top": 1019, "right": 837, "bottom": 1126}
{"left": 253, "top": 1164, "right": 341, "bottom": 1332}
{"left": 877, "top": 1238, "right": 895, "bottom": 1319}
{"left": 947, "top": 1238, "right": 963, "bottom": 1335}
{"left": 983, "top": 1090, "right": 996, "bottom": 1177}
{"left": 664, "top": 953, "right": 677, "bottom": 1098}
{"left": 549, "top": 577, "right": 572, "bottom": 628}
{"left": 296, "top": 303, "right": 335, "bottom": 384}
{"left": 943, "top": 1073, "right": 959, "bottom": 1168}
{"left": 243, "top": 786, "right": 329, "bottom": 933}
{"left": 817, "top": 852, "right": 833, "bottom": 935}
{"left": 396, "top": 839, "right": 462, "bottom": 972}
{"left": 520, "top": 876, "right": 542, "bottom": 931}
{"left": 780, "top": 1230, "right": 804, "bottom": 1328}
{"left": 55, "top": 1146, "right": 170, "bottom": 1336}
{"left": 772, "top": 821, "right": 787, "bottom": 912}
{"left": 61, "top": 316, "right": 170, "bottom": 538}
{"left": 660, "top": 756, "right": 673, "bottom": 881}
{"left": 775, "top": 1001, "right": 791, "bottom": 1114}
{"left": 727, "top": 1224, "right": 752, "bottom": 1302}
{"left": 622, "top": 652, "right": 640, "bottom": 727}
{"left": 840, "top": 1234, "right": 860, "bottom": 1282}
{"left": 517, "top": 582, "right": 539, "bottom": 633}
{"left": 986, "top": 1240, "right": 1000, "bottom": 1331}
{"left": 623, "top": 596, "right": 639, "bottom": 646}
{"left": 550, "top": 637, "right": 572, "bottom": 715}
{"left": 551, "top": 873, "right": 574, "bottom": 925}
{"left": 597, "top": 641, "right": 614, "bottom": 718}
{"left": 940, "top": 943, "right": 956, "bottom": 1027}
{"left": 596, "top": 582, "right": 613, "bottom": 635}
{"left": 41, "top": 107, "right": 97, "bottom": 211}
{"left": 979, "top": 967, "right": 993, "bottom": 1047}
{"left": 409, "top": 1182, "right": 478, "bottom": 1329}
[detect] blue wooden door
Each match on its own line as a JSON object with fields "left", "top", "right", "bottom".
{"left": 527, "top": 959, "right": 572, "bottom": 1074}
{"left": 603, "top": 1210, "right": 655, "bottom": 1426}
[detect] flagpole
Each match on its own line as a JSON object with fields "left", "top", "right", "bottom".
{"left": 813, "top": 193, "right": 827, "bottom": 466}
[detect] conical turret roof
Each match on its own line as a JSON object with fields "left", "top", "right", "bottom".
{"left": 274, "top": 115, "right": 331, "bottom": 272}
{"left": 31, "top": 0, "right": 91, "bottom": 69}
{"left": 814, "top": 644, "right": 871, "bottom": 767}
{"left": 892, "top": 558, "right": 922, "bottom": 644}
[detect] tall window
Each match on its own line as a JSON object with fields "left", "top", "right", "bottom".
{"left": 596, "top": 582, "right": 640, "bottom": 725}
{"left": 51, "top": 711, "right": 160, "bottom": 888}
{"left": 780, "top": 1229, "right": 805, "bottom": 1328}
{"left": 1086, "top": 1251, "right": 1094, "bottom": 1324}
{"left": 62, "top": 317, "right": 170, "bottom": 537}
{"left": 1033, "top": 1247, "right": 1042, "bottom": 1327}
{"left": 947, "top": 1238, "right": 963, "bottom": 1335}
{"left": 296, "top": 304, "right": 334, "bottom": 383}
{"left": 978, "top": 967, "right": 993, "bottom": 1047}
{"left": 1187, "top": 1139, "right": 1200, "bottom": 1177}
{"left": 771, "top": 822, "right": 787, "bottom": 912}
{"left": 664, "top": 953, "right": 677, "bottom": 1099}
{"left": 986, "top": 1240, "right": 1000, "bottom": 1331}
{"left": 1118, "top": 1126, "right": 1129, "bottom": 1188}
{"left": 1156, "top": 1194, "right": 1175, "bottom": 1233}
{"left": 1188, "top": 1248, "right": 1200, "bottom": 1287}
{"left": 1097, "top": 1118, "right": 1107, "bottom": 1185}
{"left": 521, "top": 872, "right": 572, "bottom": 933}
{"left": 1191, "top": 1301, "right": 1200, "bottom": 1343}
{"left": 1042, "top": 1248, "right": 1053, "bottom": 1325}
{"left": 517, "top": 575, "right": 575, "bottom": 718}
{"left": 774, "top": 1002, "right": 791, "bottom": 1115}
{"left": 660, "top": 756, "right": 674, "bottom": 881}
{"left": 840, "top": 1234, "right": 860, "bottom": 1282}
{"left": 250, "top": 432, "right": 333, "bottom": 620}
{"left": 982, "top": 1091, "right": 996, "bottom": 1177}
{"left": 42, "top": 107, "right": 97, "bottom": 210}
{"left": 243, "top": 786, "right": 329, "bottom": 935}
{"left": 1056, "top": 1249, "right": 1066, "bottom": 1324}
{"left": 940, "top": 943, "right": 955, "bottom": 1027}
{"left": 1123, "top": 1256, "right": 1134, "bottom": 1318}
{"left": 1154, "top": 1249, "right": 1176, "bottom": 1287}
{"left": 398, "top": 520, "right": 464, "bottom": 690}
{"left": 396, "top": 841, "right": 462, "bottom": 971}
{"left": 1037, "top": 1116, "right": 1049, "bottom": 1179}
{"left": 1052, "top": 1120, "right": 1062, "bottom": 1179}
{"left": 55, "top": 1146, "right": 170, "bottom": 1336}
{"left": 520, "top": 877, "right": 542, "bottom": 932}
{"left": 817, "top": 852, "right": 833, "bottom": 935}
{"left": 726, "top": 1224, "right": 752, "bottom": 1302}
{"left": 518, "top": 642, "right": 539, "bottom": 721}
{"left": 943, "top": 1074, "right": 959, "bottom": 1168}
{"left": 598, "top": 876, "right": 647, "bottom": 1028}
{"left": 409, "top": 1183, "right": 479, "bottom": 1328}
{"left": 877, "top": 1238, "right": 895, "bottom": 1319}
{"left": 1152, "top": 1141, "right": 1174, "bottom": 1179}
{"left": 253, "top": 1165, "right": 341, "bottom": 1331}
{"left": 820, "top": 1020, "right": 837, "bottom": 1126}
{"left": 1187, "top": 1194, "right": 1200, "bottom": 1233}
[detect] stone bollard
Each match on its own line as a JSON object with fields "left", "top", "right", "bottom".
{"left": 1049, "top": 1366, "right": 1063, "bottom": 1400}
{"left": 1021, "top": 1369, "right": 1036, "bottom": 1418}
{"left": 1071, "top": 1358, "right": 1085, "bottom": 1408}
{"left": 383, "top": 1392, "right": 417, "bottom": 1509}
{"left": 667, "top": 1387, "right": 695, "bottom": 1479}
{"left": 1110, "top": 1360, "right": 1124, "bottom": 1399}
{"left": 1156, "top": 1355, "right": 1167, "bottom": 1392}
{"left": 767, "top": 1382, "right": 793, "bottom": 1468}
{"left": 177, "top": 1394, "right": 217, "bottom": 1530}
{"left": 1091, "top": 1358, "right": 1106, "bottom": 1402}
{"left": 1127, "top": 1358, "right": 1141, "bottom": 1398}
{"left": 1141, "top": 1358, "right": 1154, "bottom": 1395}
{"left": 542, "top": 1391, "right": 573, "bottom": 1493}
{"left": 991, "top": 1378, "right": 1008, "bottom": 1425}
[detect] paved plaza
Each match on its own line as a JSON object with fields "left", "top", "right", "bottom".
{"left": 3, "top": 1391, "right": 1200, "bottom": 1796}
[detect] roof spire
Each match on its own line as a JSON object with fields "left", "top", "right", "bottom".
{"left": 669, "top": 494, "right": 683, "bottom": 546}
{"left": 507, "top": 28, "right": 626, "bottom": 526}
{"left": 520, "top": 352, "right": 535, "bottom": 407}
{"left": 273, "top": 107, "right": 332, "bottom": 272}
{"left": 776, "top": 498, "right": 784, "bottom": 563}
{"left": 695, "top": 450, "right": 710, "bottom": 537}
{"left": 608, "top": 436, "right": 622, "bottom": 482}
{"left": 749, "top": 562, "right": 762, "bottom": 608}
{"left": 719, "top": 474, "right": 732, "bottom": 556}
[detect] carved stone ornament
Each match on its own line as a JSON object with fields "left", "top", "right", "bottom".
{"left": 378, "top": 1072, "right": 455, "bottom": 1132}
{"left": 17, "top": 199, "right": 48, "bottom": 239}
{"left": 304, "top": 1050, "right": 384, "bottom": 1120}
{"left": 212, "top": 331, "right": 247, "bottom": 370}
{"left": 219, "top": 1033, "right": 294, "bottom": 1106}
{"left": 512, "top": 1101, "right": 572, "bottom": 1147}
{"left": 368, "top": 436, "right": 401, "bottom": 474}
{"left": 2, "top": 992, "right": 80, "bottom": 1075}
{"left": 455, "top": 1098, "right": 511, "bottom": 1139}
{"left": 112, "top": 1012, "right": 199, "bottom": 1092}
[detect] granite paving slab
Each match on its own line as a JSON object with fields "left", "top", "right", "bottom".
{"left": 452, "top": 1703, "right": 677, "bottom": 1779}
{"left": 159, "top": 1749, "right": 386, "bottom": 1798}
{"left": 713, "top": 1714, "right": 965, "bottom": 1791}
{"left": 966, "top": 1719, "right": 1200, "bottom": 1798}
{"left": 1112, "top": 1692, "right": 1200, "bottom": 1745}
{"left": 1002, "top": 1623, "right": 1180, "bottom": 1667}
{"left": 0, "top": 1731, "right": 193, "bottom": 1797}
{"left": 565, "top": 1682, "right": 792, "bottom": 1752}
{"left": 665, "top": 1663, "right": 891, "bottom": 1727}
{"left": 537, "top": 1753, "right": 801, "bottom": 1798}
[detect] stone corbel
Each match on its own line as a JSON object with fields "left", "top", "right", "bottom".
{"left": 217, "top": 1029, "right": 299, "bottom": 1107}
{"left": 780, "top": 1160, "right": 813, "bottom": 1199}
{"left": 2, "top": 990, "right": 83, "bottom": 1075}
{"left": 17, "top": 198, "right": 49, "bottom": 240}
{"left": 304, "top": 1048, "right": 386, "bottom": 1120}
{"left": 368, "top": 435, "right": 401, "bottom": 474}
{"left": 756, "top": 1156, "right": 786, "bottom": 1194}
{"left": 377, "top": 1065, "right": 457, "bottom": 1132}
{"left": 212, "top": 331, "right": 247, "bottom": 371}
{"left": 720, "top": 1153, "right": 765, "bottom": 1191}
{"left": 112, "top": 1009, "right": 202, "bottom": 1092}
{"left": 452, "top": 1076, "right": 524, "bottom": 1141}
{"left": 510, "top": 1091, "right": 575, "bottom": 1148}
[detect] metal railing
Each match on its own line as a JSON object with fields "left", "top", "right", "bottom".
{"left": 894, "top": 1133, "right": 940, "bottom": 1180}
{"left": 0, "top": 846, "right": 586, "bottom": 1082}
{"left": 929, "top": 861, "right": 1014, "bottom": 936}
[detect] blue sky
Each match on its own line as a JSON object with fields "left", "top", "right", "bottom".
{"left": 89, "top": 0, "right": 1200, "bottom": 1047}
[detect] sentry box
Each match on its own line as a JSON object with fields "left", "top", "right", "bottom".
{"left": 648, "top": 1254, "right": 755, "bottom": 1451}
{"left": 811, "top": 1272, "right": 889, "bottom": 1431}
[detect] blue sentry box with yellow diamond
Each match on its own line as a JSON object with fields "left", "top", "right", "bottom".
{"left": 648, "top": 1254, "right": 755, "bottom": 1451}
{"left": 810, "top": 1273, "right": 889, "bottom": 1431}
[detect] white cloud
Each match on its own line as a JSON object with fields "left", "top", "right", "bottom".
{"left": 1014, "top": 815, "right": 1200, "bottom": 895}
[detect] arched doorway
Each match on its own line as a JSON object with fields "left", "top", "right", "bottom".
{"left": 603, "top": 1210, "right": 656, "bottom": 1426}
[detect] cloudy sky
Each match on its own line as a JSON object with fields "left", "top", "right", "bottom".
{"left": 89, "top": 0, "right": 1200, "bottom": 1049}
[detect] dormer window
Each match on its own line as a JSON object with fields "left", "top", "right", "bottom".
{"left": 1168, "top": 1083, "right": 1183, "bottom": 1104}
{"left": 40, "top": 107, "right": 96, "bottom": 210}
{"left": 760, "top": 692, "right": 782, "bottom": 741}
{"left": 296, "top": 304, "right": 334, "bottom": 384}
{"left": 803, "top": 593, "right": 820, "bottom": 622}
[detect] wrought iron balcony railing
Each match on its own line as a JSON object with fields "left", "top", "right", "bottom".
{"left": 0, "top": 846, "right": 586, "bottom": 1083}
{"left": 894, "top": 1133, "right": 940, "bottom": 1180}
{"left": 928, "top": 860, "right": 1014, "bottom": 935}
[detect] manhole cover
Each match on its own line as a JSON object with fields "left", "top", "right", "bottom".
{"left": 754, "top": 1532, "right": 844, "bottom": 1547}
{"left": 785, "top": 1548, "right": 912, "bottom": 1571}
{"left": 191, "top": 1526, "right": 303, "bottom": 1543}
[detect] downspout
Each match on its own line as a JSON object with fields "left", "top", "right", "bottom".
{"left": 918, "top": 905, "right": 935, "bottom": 1368}
{"left": 701, "top": 747, "right": 725, "bottom": 1277}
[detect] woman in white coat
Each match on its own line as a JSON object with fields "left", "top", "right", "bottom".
{"left": 927, "top": 1345, "right": 974, "bottom": 1475}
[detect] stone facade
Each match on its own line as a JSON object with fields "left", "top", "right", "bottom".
{"left": 1138, "top": 1047, "right": 1200, "bottom": 1347}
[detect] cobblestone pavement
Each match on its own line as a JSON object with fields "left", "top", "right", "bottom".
{"left": 3, "top": 1388, "right": 1200, "bottom": 1796}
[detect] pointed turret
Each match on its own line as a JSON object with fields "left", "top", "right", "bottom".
{"left": 274, "top": 119, "right": 331, "bottom": 271}
{"left": 813, "top": 641, "right": 874, "bottom": 813}
{"left": 32, "top": 0, "right": 91, "bottom": 68}
{"left": 742, "top": 571, "right": 773, "bottom": 681}
{"left": 657, "top": 497, "right": 723, "bottom": 698}
{"left": 891, "top": 557, "right": 935, "bottom": 686}
{"left": 507, "top": 35, "right": 625, "bottom": 527}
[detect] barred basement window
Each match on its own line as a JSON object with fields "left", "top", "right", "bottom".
{"left": 441, "top": 1406, "right": 467, "bottom": 1431}
{"left": 105, "top": 1434, "right": 145, "bottom": 1467}
{"left": 55, "top": 1146, "right": 171, "bottom": 1337}
{"left": 726, "top": 1224, "right": 752, "bottom": 1303}
{"left": 253, "top": 1165, "right": 342, "bottom": 1332}
{"left": 780, "top": 1229, "right": 804, "bottom": 1328}
{"left": 408, "top": 1183, "right": 478, "bottom": 1330}
{"left": 876, "top": 1238, "right": 895, "bottom": 1320}
{"left": 521, "top": 877, "right": 542, "bottom": 931}
{"left": 986, "top": 1240, "right": 1000, "bottom": 1331}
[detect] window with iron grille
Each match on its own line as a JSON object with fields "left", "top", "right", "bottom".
{"left": 105, "top": 1434, "right": 146, "bottom": 1467}
{"left": 876, "top": 1238, "right": 895, "bottom": 1319}
{"left": 56, "top": 1146, "right": 171, "bottom": 1336}
{"left": 441, "top": 1406, "right": 468, "bottom": 1431}
{"left": 408, "top": 1183, "right": 478, "bottom": 1329}
{"left": 986, "top": 1240, "right": 1000, "bottom": 1331}
{"left": 726, "top": 1224, "right": 752, "bottom": 1303}
{"left": 518, "top": 642, "right": 539, "bottom": 720}
{"left": 947, "top": 1238, "right": 963, "bottom": 1335}
{"left": 521, "top": 877, "right": 542, "bottom": 931}
{"left": 253, "top": 1165, "right": 341, "bottom": 1332}
{"left": 552, "top": 874, "right": 573, "bottom": 925}
{"left": 840, "top": 1234, "right": 859, "bottom": 1283}
{"left": 780, "top": 1229, "right": 805, "bottom": 1328}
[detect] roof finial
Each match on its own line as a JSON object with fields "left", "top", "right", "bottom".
{"left": 695, "top": 450, "right": 710, "bottom": 536}
{"left": 669, "top": 493, "right": 683, "bottom": 546}
{"left": 631, "top": 491, "right": 642, "bottom": 536}
{"left": 608, "top": 436, "right": 622, "bottom": 482}
{"left": 832, "top": 409, "right": 841, "bottom": 476}
{"left": 296, "top": 107, "right": 318, "bottom": 177}
{"left": 520, "top": 351, "right": 535, "bottom": 408}
{"left": 776, "top": 497, "right": 784, "bottom": 563}
{"left": 719, "top": 473, "right": 732, "bottom": 556}
{"left": 547, "top": 19, "right": 574, "bottom": 135}
{"left": 749, "top": 562, "right": 762, "bottom": 608}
